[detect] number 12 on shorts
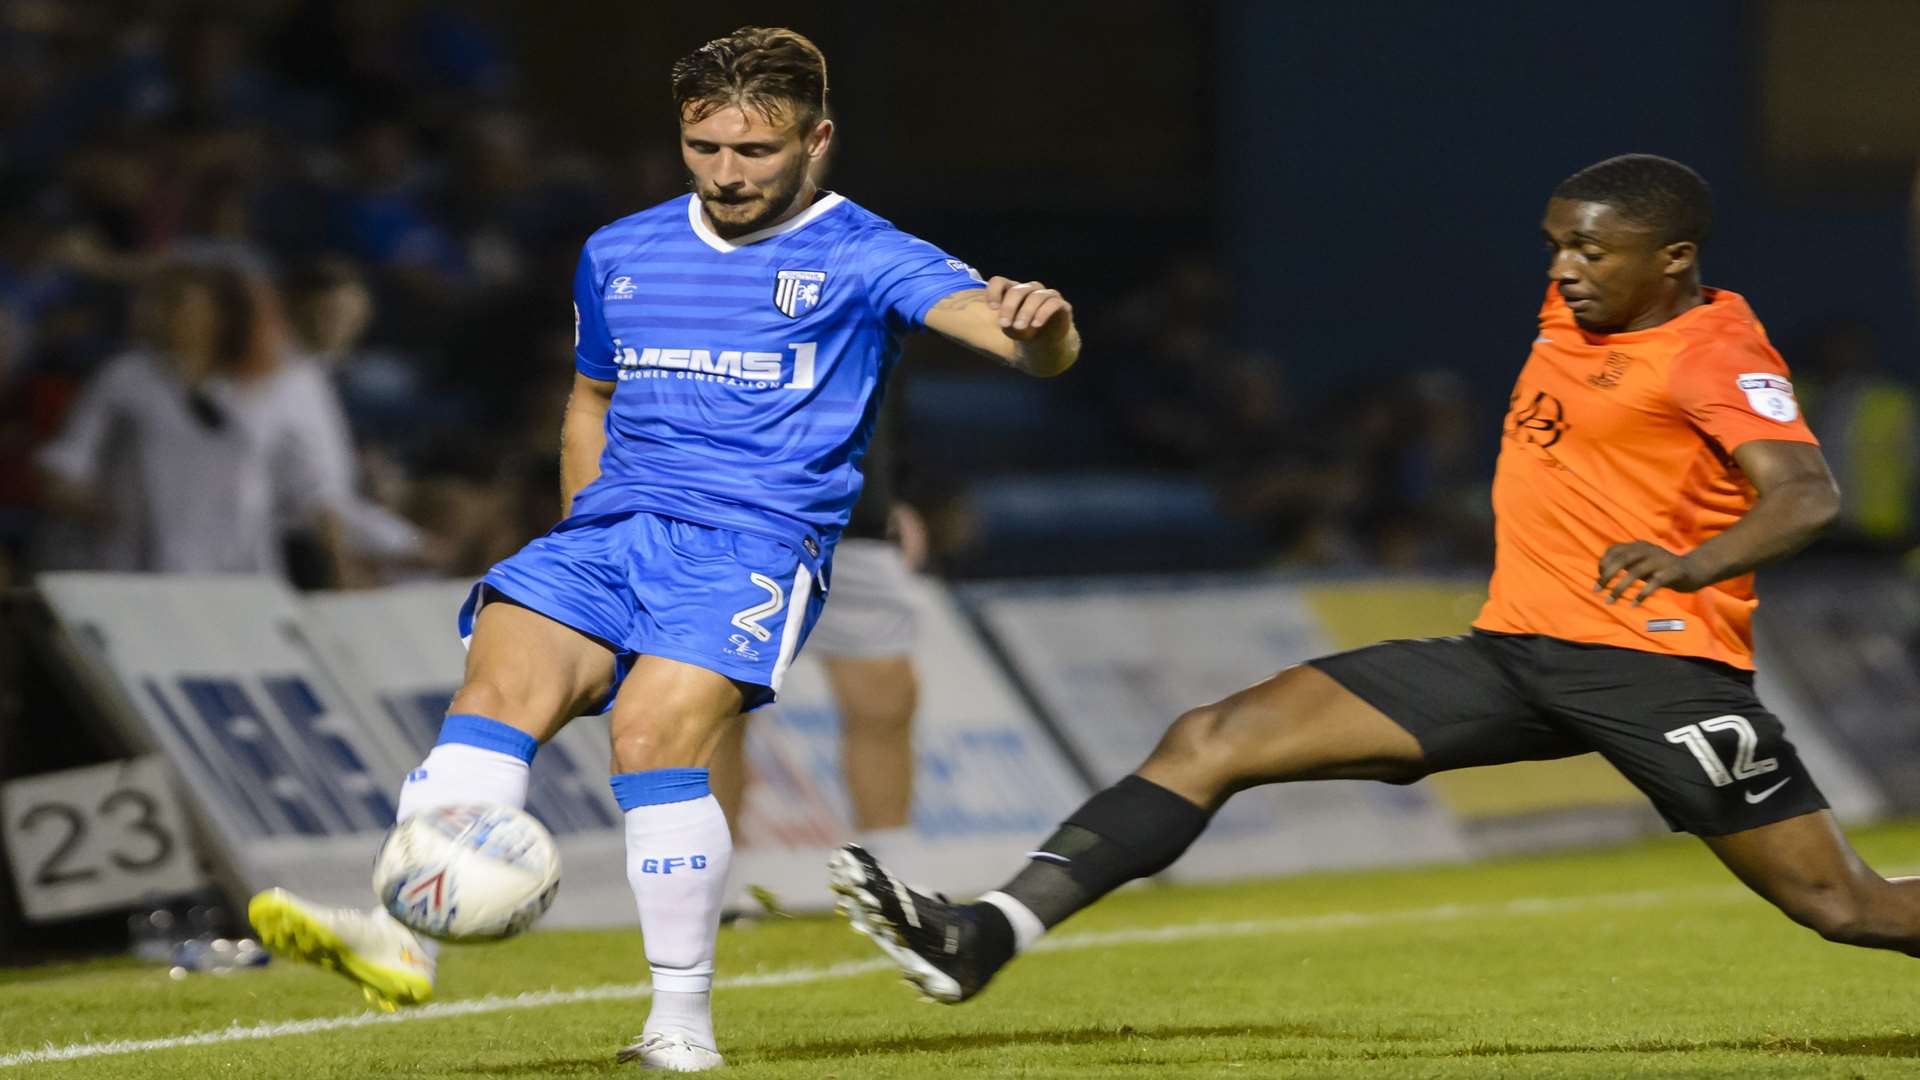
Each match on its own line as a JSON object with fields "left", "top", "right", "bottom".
{"left": 1664, "top": 715, "right": 1778, "bottom": 787}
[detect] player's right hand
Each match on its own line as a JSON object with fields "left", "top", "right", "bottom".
{"left": 985, "top": 276, "right": 1072, "bottom": 342}
{"left": 1595, "top": 540, "right": 1710, "bottom": 606}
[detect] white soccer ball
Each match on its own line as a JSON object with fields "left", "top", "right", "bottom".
{"left": 373, "top": 803, "right": 561, "bottom": 942}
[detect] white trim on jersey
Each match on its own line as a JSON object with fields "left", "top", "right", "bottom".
{"left": 767, "top": 562, "right": 814, "bottom": 691}
{"left": 688, "top": 192, "right": 848, "bottom": 254}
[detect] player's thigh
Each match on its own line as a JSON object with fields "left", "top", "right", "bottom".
{"left": 455, "top": 512, "right": 648, "bottom": 737}
{"left": 456, "top": 598, "right": 617, "bottom": 741}
{"left": 1293, "top": 633, "right": 1581, "bottom": 777}
{"left": 606, "top": 517, "right": 825, "bottom": 769}
{"left": 1140, "top": 635, "right": 1573, "bottom": 810}
{"left": 1138, "top": 665, "right": 1420, "bottom": 807}
{"left": 822, "top": 654, "right": 917, "bottom": 737}
{"left": 1137, "top": 663, "right": 1425, "bottom": 792}
{"left": 606, "top": 653, "right": 749, "bottom": 771}
{"left": 1534, "top": 643, "right": 1830, "bottom": 837}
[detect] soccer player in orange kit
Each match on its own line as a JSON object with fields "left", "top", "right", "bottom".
{"left": 831, "top": 154, "right": 1920, "bottom": 1004}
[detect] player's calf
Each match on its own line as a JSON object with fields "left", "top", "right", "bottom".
{"left": 1707, "top": 811, "right": 1920, "bottom": 959}
{"left": 1770, "top": 876, "right": 1920, "bottom": 955}
{"left": 605, "top": 657, "right": 746, "bottom": 1061}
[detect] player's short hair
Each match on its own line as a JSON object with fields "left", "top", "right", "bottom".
{"left": 671, "top": 27, "right": 828, "bottom": 135}
{"left": 1552, "top": 154, "right": 1714, "bottom": 246}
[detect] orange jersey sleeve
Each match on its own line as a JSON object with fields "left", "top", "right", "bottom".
{"left": 1668, "top": 334, "right": 1819, "bottom": 455}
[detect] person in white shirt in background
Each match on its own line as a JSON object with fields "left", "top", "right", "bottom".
{"left": 273, "top": 256, "right": 429, "bottom": 587}
{"left": 37, "top": 257, "right": 350, "bottom": 577}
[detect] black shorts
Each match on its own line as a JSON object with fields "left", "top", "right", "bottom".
{"left": 1308, "top": 630, "right": 1829, "bottom": 837}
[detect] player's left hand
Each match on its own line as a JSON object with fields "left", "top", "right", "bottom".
{"left": 1595, "top": 541, "right": 1710, "bottom": 606}
{"left": 986, "top": 276, "right": 1072, "bottom": 342}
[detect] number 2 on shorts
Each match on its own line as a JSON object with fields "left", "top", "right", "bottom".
{"left": 730, "top": 573, "right": 786, "bottom": 643}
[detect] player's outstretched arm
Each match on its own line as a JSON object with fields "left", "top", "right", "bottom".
{"left": 559, "top": 373, "right": 615, "bottom": 516}
{"left": 922, "top": 277, "right": 1081, "bottom": 377}
{"left": 1596, "top": 440, "right": 1840, "bottom": 605}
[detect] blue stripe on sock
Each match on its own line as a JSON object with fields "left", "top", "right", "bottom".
{"left": 437, "top": 714, "right": 538, "bottom": 764}
{"left": 610, "top": 768, "right": 711, "bottom": 811}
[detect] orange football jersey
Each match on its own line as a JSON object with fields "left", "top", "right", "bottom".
{"left": 1473, "top": 286, "right": 1819, "bottom": 669}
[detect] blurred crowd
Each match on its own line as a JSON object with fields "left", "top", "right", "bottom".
{"left": 0, "top": 1, "right": 680, "bottom": 588}
{"left": 1080, "top": 260, "right": 1920, "bottom": 572}
{"left": 2, "top": 2, "right": 1914, "bottom": 591}
{"left": 1081, "top": 256, "right": 1495, "bottom": 570}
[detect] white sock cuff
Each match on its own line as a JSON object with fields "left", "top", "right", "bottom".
{"left": 649, "top": 965, "right": 714, "bottom": 994}
{"left": 979, "top": 890, "right": 1047, "bottom": 953}
{"left": 425, "top": 741, "right": 527, "bottom": 770}
{"left": 396, "top": 741, "right": 531, "bottom": 822}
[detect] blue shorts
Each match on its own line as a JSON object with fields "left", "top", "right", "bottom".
{"left": 459, "top": 511, "right": 827, "bottom": 710}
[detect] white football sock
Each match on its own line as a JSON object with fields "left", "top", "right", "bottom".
{"left": 614, "top": 769, "right": 731, "bottom": 1048}
{"left": 387, "top": 714, "right": 538, "bottom": 963}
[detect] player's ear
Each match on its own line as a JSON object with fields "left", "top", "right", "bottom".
{"left": 1662, "top": 240, "right": 1697, "bottom": 277}
{"left": 805, "top": 117, "right": 834, "bottom": 160}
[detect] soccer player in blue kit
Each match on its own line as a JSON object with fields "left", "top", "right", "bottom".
{"left": 248, "top": 26, "right": 1080, "bottom": 1071}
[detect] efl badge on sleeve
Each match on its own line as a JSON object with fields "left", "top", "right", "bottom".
{"left": 773, "top": 270, "right": 827, "bottom": 318}
{"left": 1736, "top": 373, "right": 1800, "bottom": 423}
{"left": 945, "top": 259, "right": 986, "bottom": 283}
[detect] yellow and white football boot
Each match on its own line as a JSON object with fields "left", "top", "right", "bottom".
{"left": 248, "top": 888, "right": 436, "bottom": 1010}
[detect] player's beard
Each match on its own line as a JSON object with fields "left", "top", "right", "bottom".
{"left": 700, "top": 156, "right": 812, "bottom": 239}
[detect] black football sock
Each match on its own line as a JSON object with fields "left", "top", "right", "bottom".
{"left": 973, "top": 775, "right": 1211, "bottom": 941}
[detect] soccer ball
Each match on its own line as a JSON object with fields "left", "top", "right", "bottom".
{"left": 373, "top": 803, "right": 561, "bottom": 942}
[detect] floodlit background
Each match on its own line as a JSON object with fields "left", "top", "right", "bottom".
{"left": 0, "top": 0, "right": 1916, "bottom": 1026}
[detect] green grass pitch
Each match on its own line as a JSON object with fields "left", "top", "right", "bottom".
{"left": 5, "top": 821, "right": 1919, "bottom": 1078}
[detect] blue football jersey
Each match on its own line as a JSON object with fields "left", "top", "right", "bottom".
{"left": 568, "top": 192, "right": 984, "bottom": 562}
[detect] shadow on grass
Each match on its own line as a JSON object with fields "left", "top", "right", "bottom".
{"left": 764, "top": 1021, "right": 1425, "bottom": 1063}
{"left": 447, "top": 1025, "right": 1920, "bottom": 1074}
{"left": 449, "top": 1022, "right": 1419, "bottom": 1074}
{"left": 1447, "top": 1031, "right": 1920, "bottom": 1060}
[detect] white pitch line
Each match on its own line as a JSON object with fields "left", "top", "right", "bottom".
{"left": 1027, "top": 883, "right": 1738, "bottom": 954}
{"left": 0, "top": 883, "right": 1756, "bottom": 1069}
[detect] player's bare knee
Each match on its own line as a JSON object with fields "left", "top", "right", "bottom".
{"left": 1145, "top": 704, "right": 1246, "bottom": 782}
{"left": 842, "top": 700, "right": 912, "bottom": 741}
{"left": 610, "top": 723, "right": 705, "bottom": 772}
{"left": 1809, "top": 908, "right": 1873, "bottom": 947}
{"left": 610, "top": 707, "right": 731, "bottom": 773}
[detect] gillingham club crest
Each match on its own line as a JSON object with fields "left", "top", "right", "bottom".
{"left": 773, "top": 269, "right": 826, "bottom": 318}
